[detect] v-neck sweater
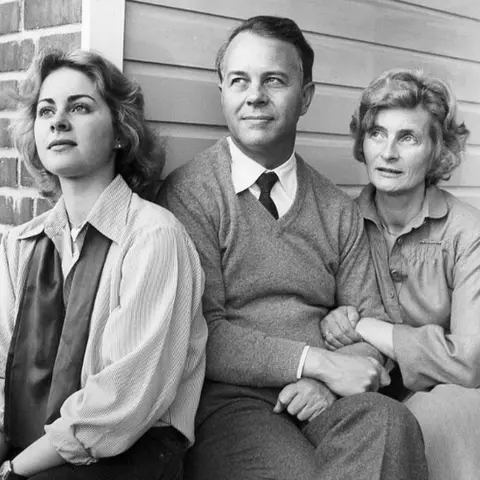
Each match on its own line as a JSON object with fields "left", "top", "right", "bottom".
{"left": 160, "top": 138, "right": 388, "bottom": 387}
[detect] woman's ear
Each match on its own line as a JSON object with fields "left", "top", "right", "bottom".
{"left": 113, "top": 136, "right": 126, "bottom": 150}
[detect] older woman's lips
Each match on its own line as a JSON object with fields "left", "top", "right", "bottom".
{"left": 377, "top": 167, "right": 402, "bottom": 176}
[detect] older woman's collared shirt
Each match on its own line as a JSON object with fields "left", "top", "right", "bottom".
{"left": 357, "top": 184, "right": 480, "bottom": 391}
{"left": 0, "top": 175, "right": 207, "bottom": 464}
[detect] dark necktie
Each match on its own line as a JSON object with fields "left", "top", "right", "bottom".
{"left": 256, "top": 171, "right": 279, "bottom": 219}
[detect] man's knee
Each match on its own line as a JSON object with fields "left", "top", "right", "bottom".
{"left": 305, "top": 392, "right": 424, "bottom": 449}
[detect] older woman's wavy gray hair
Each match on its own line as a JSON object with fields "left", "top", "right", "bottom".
{"left": 11, "top": 49, "right": 164, "bottom": 198}
{"left": 350, "top": 69, "right": 469, "bottom": 187}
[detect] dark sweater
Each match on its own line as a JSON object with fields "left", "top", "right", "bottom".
{"left": 159, "top": 138, "right": 387, "bottom": 387}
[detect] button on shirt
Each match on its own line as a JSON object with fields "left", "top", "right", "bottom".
{"left": 357, "top": 183, "right": 480, "bottom": 391}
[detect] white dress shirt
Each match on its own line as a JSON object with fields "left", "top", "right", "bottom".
{"left": 228, "top": 137, "right": 297, "bottom": 218}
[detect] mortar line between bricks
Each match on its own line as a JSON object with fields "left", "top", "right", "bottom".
{"left": 19, "top": 0, "right": 24, "bottom": 32}
{"left": 0, "top": 149, "right": 17, "bottom": 157}
{"left": 0, "top": 186, "right": 39, "bottom": 198}
{"left": 0, "top": 72, "right": 27, "bottom": 81}
{"left": 0, "top": 23, "right": 82, "bottom": 44}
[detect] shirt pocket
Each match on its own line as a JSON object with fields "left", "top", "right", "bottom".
{"left": 398, "top": 240, "right": 451, "bottom": 327}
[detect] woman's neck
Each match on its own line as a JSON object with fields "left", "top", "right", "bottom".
{"left": 60, "top": 170, "right": 115, "bottom": 227}
{"left": 375, "top": 185, "right": 426, "bottom": 235}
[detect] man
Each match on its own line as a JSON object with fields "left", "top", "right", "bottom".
{"left": 159, "top": 15, "right": 428, "bottom": 480}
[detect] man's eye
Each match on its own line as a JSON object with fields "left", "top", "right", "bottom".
{"left": 265, "top": 77, "right": 283, "bottom": 86}
{"left": 230, "top": 78, "right": 247, "bottom": 87}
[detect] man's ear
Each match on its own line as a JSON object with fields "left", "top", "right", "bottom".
{"left": 300, "top": 81, "right": 315, "bottom": 116}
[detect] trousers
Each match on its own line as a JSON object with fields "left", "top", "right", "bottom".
{"left": 185, "top": 381, "right": 428, "bottom": 480}
{"left": 23, "top": 427, "right": 187, "bottom": 480}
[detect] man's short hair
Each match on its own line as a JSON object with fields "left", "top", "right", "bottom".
{"left": 215, "top": 15, "right": 314, "bottom": 85}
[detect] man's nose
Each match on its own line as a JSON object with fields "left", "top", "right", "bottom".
{"left": 246, "top": 82, "right": 268, "bottom": 106}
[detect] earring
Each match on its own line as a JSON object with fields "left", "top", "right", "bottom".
{"left": 114, "top": 139, "right": 123, "bottom": 149}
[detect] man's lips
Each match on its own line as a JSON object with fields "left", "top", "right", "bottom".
{"left": 48, "top": 139, "right": 77, "bottom": 149}
{"left": 242, "top": 116, "right": 273, "bottom": 121}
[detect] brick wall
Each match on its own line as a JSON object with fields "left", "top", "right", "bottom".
{"left": 0, "top": 0, "right": 82, "bottom": 238}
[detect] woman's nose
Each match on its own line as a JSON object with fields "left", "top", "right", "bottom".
{"left": 50, "top": 112, "right": 71, "bottom": 132}
{"left": 381, "top": 140, "right": 399, "bottom": 161}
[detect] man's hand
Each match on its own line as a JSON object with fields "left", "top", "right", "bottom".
{"left": 303, "top": 347, "right": 391, "bottom": 397}
{"left": 273, "top": 378, "right": 337, "bottom": 422}
{"left": 320, "top": 306, "right": 363, "bottom": 350}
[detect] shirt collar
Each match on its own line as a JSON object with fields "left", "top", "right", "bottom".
{"left": 228, "top": 136, "right": 297, "bottom": 197}
{"left": 19, "top": 175, "right": 132, "bottom": 243}
{"left": 357, "top": 183, "right": 448, "bottom": 227}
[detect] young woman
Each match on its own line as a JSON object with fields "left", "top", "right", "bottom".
{"left": 0, "top": 50, "right": 207, "bottom": 480}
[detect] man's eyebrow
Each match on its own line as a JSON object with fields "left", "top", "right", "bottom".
{"left": 224, "top": 70, "right": 248, "bottom": 77}
{"left": 37, "top": 94, "right": 97, "bottom": 104}
{"left": 262, "top": 70, "right": 288, "bottom": 77}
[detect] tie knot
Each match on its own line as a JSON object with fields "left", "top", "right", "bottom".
{"left": 256, "top": 171, "right": 279, "bottom": 194}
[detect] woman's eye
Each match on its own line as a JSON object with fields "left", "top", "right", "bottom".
{"left": 369, "top": 129, "right": 383, "bottom": 139}
{"left": 71, "top": 104, "right": 89, "bottom": 113}
{"left": 401, "top": 134, "right": 417, "bottom": 144}
{"left": 37, "top": 107, "right": 53, "bottom": 118}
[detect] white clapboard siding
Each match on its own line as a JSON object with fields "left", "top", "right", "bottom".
{"left": 124, "top": 0, "right": 480, "bottom": 207}
{"left": 395, "top": 0, "right": 480, "bottom": 21}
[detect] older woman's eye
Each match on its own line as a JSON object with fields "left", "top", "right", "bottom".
{"left": 401, "top": 134, "right": 418, "bottom": 144}
{"left": 368, "top": 129, "right": 383, "bottom": 140}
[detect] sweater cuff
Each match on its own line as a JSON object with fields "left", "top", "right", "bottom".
{"left": 262, "top": 339, "right": 307, "bottom": 386}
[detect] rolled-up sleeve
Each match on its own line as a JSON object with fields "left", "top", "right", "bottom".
{"left": 45, "top": 225, "right": 205, "bottom": 464}
{"left": 393, "top": 235, "right": 480, "bottom": 391}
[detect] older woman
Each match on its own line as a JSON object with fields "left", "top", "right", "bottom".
{"left": 0, "top": 50, "right": 207, "bottom": 480}
{"left": 320, "top": 69, "right": 480, "bottom": 479}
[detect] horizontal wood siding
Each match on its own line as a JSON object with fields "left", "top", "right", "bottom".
{"left": 124, "top": 0, "right": 480, "bottom": 206}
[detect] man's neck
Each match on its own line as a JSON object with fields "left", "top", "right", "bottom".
{"left": 230, "top": 138, "right": 294, "bottom": 170}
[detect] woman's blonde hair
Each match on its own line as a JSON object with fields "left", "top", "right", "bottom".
{"left": 11, "top": 49, "right": 164, "bottom": 198}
